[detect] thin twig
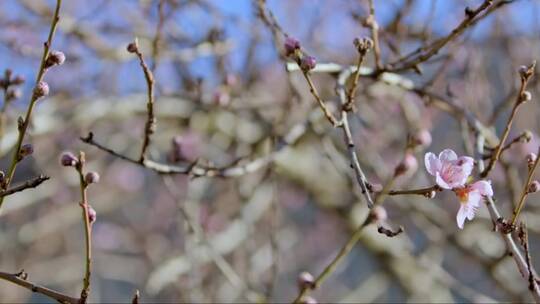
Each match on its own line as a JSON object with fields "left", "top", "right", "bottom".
{"left": 0, "top": 270, "right": 79, "bottom": 304}
{"left": 510, "top": 146, "right": 540, "bottom": 226}
{"left": 482, "top": 61, "right": 535, "bottom": 177}
{"left": 75, "top": 152, "right": 93, "bottom": 302}
{"left": 366, "top": 0, "right": 382, "bottom": 70}
{"left": 0, "top": 0, "right": 62, "bottom": 210}
{"left": 130, "top": 41, "right": 156, "bottom": 163}
{"left": 0, "top": 175, "right": 49, "bottom": 198}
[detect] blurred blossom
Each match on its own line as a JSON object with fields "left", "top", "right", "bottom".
{"left": 168, "top": 132, "right": 202, "bottom": 163}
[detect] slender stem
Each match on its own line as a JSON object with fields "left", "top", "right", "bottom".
{"left": 76, "top": 152, "right": 92, "bottom": 302}
{"left": 482, "top": 62, "right": 535, "bottom": 177}
{"left": 0, "top": 0, "right": 62, "bottom": 210}
{"left": 132, "top": 46, "right": 156, "bottom": 163}
{"left": 301, "top": 72, "right": 340, "bottom": 127}
{"left": 293, "top": 219, "right": 372, "bottom": 303}
{"left": 343, "top": 51, "right": 367, "bottom": 110}
{"left": 388, "top": 185, "right": 439, "bottom": 196}
{"left": 0, "top": 271, "right": 79, "bottom": 304}
{"left": 510, "top": 146, "right": 540, "bottom": 226}
{"left": 0, "top": 175, "right": 49, "bottom": 198}
{"left": 367, "top": 0, "right": 382, "bottom": 70}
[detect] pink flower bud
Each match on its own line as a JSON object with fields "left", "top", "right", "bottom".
{"left": 371, "top": 206, "right": 387, "bottom": 222}
{"left": 519, "top": 65, "right": 529, "bottom": 78}
{"left": 528, "top": 181, "right": 540, "bottom": 193}
{"left": 19, "top": 143, "right": 33, "bottom": 158}
{"left": 88, "top": 205, "right": 97, "bottom": 224}
{"left": 300, "top": 55, "right": 316, "bottom": 72}
{"left": 297, "top": 271, "right": 315, "bottom": 290}
{"left": 369, "top": 183, "right": 383, "bottom": 193}
{"left": 85, "top": 172, "right": 100, "bottom": 184}
{"left": 414, "top": 129, "right": 432, "bottom": 147}
{"left": 527, "top": 153, "right": 537, "bottom": 169}
{"left": 284, "top": 37, "right": 301, "bottom": 56}
{"left": 60, "top": 151, "right": 78, "bottom": 167}
{"left": 33, "top": 81, "right": 49, "bottom": 99}
{"left": 45, "top": 50, "right": 66, "bottom": 68}
{"left": 395, "top": 153, "right": 418, "bottom": 177}
{"left": 300, "top": 296, "right": 317, "bottom": 304}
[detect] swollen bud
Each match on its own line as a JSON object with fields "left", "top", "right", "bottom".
{"left": 412, "top": 129, "right": 432, "bottom": 148}
{"left": 44, "top": 50, "right": 66, "bottom": 68}
{"left": 127, "top": 41, "right": 139, "bottom": 53}
{"left": 394, "top": 153, "right": 418, "bottom": 177}
{"left": 526, "top": 153, "right": 537, "bottom": 169}
{"left": 85, "top": 172, "right": 100, "bottom": 184}
{"left": 19, "top": 143, "right": 34, "bottom": 159}
{"left": 297, "top": 271, "right": 315, "bottom": 290}
{"left": 60, "top": 151, "right": 78, "bottom": 167}
{"left": 521, "top": 91, "right": 532, "bottom": 103}
{"left": 300, "top": 55, "right": 316, "bottom": 72}
{"left": 33, "top": 81, "right": 49, "bottom": 99}
{"left": 528, "top": 180, "right": 540, "bottom": 194}
{"left": 371, "top": 206, "right": 388, "bottom": 222}
{"left": 88, "top": 205, "right": 97, "bottom": 224}
{"left": 284, "top": 37, "right": 301, "bottom": 56}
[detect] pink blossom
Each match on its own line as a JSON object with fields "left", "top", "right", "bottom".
{"left": 453, "top": 181, "right": 493, "bottom": 229}
{"left": 424, "top": 149, "right": 474, "bottom": 189}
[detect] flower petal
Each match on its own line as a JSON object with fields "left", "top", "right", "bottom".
{"left": 457, "top": 156, "right": 474, "bottom": 177}
{"left": 470, "top": 180, "right": 493, "bottom": 197}
{"left": 456, "top": 205, "right": 467, "bottom": 229}
{"left": 424, "top": 152, "right": 441, "bottom": 176}
{"left": 436, "top": 172, "right": 452, "bottom": 189}
{"left": 439, "top": 149, "right": 458, "bottom": 162}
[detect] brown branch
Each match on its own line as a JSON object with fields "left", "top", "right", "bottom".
{"left": 482, "top": 61, "right": 536, "bottom": 177}
{"left": 74, "top": 152, "right": 93, "bottom": 303}
{"left": 0, "top": 0, "right": 62, "bottom": 210}
{"left": 128, "top": 40, "right": 156, "bottom": 163}
{"left": 0, "top": 270, "right": 79, "bottom": 304}
{"left": 510, "top": 146, "right": 540, "bottom": 226}
{"left": 0, "top": 175, "right": 49, "bottom": 198}
{"left": 388, "top": 185, "right": 440, "bottom": 196}
{"left": 387, "top": 0, "right": 512, "bottom": 73}
{"left": 150, "top": 0, "right": 166, "bottom": 72}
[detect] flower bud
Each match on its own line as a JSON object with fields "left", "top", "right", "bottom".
{"left": 33, "top": 81, "right": 49, "bottom": 99}
{"left": 284, "top": 37, "right": 301, "bottom": 56}
{"left": 368, "top": 183, "right": 383, "bottom": 193}
{"left": 6, "top": 89, "right": 21, "bottom": 101}
{"left": 527, "top": 153, "right": 537, "bottom": 169}
{"left": 519, "top": 65, "right": 531, "bottom": 79}
{"left": 528, "top": 180, "right": 540, "bottom": 193}
{"left": 371, "top": 206, "right": 387, "bottom": 222}
{"left": 300, "top": 55, "right": 316, "bottom": 72}
{"left": 521, "top": 91, "right": 532, "bottom": 103}
{"left": 11, "top": 75, "right": 25, "bottom": 86}
{"left": 300, "top": 296, "right": 317, "bottom": 304}
{"left": 413, "top": 129, "right": 432, "bottom": 147}
{"left": 19, "top": 143, "right": 33, "bottom": 158}
{"left": 394, "top": 153, "right": 418, "bottom": 177}
{"left": 60, "top": 151, "right": 78, "bottom": 167}
{"left": 45, "top": 50, "right": 66, "bottom": 68}
{"left": 88, "top": 205, "right": 97, "bottom": 224}
{"left": 85, "top": 172, "right": 100, "bottom": 184}
{"left": 297, "top": 271, "right": 315, "bottom": 290}
{"left": 424, "top": 190, "right": 437, "bottom": 199}
{"left": 353, "top": 37, "right": 373, "bottom": 54}
{"left": 127, "top": 42, "right": 139, "bottom": 53}
{"left": 523, "top": 130, "right": 533, "bottom": 142}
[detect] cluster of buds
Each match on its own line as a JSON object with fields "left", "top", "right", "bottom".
{"left": 0, "top": 69, "right": 25, "bottom": 103}
{"left": 353, "top": 37, "right": 373, "bottom": 55}
{"left": 284, "top": 37, "right": 317, "bottom": 72}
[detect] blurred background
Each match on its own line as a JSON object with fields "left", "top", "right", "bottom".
{"left": 0, "top": 0, "right": 539, "bottom": 302}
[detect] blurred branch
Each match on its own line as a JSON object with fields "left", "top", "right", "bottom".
{"left": 0, "top": 175, "right": 49, "bottom": 198}
{"left": 0, "top": 270, "right": 79, "bottom": 304}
